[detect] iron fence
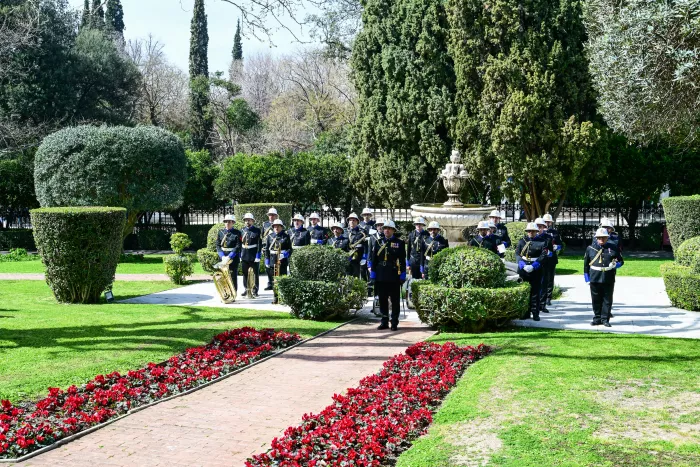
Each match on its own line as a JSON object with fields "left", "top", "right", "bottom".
{"left": 494, "top": 202, "right": 665, "bottom": 227}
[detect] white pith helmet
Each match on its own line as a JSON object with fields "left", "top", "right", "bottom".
{"left": 488, "top": 221, "right": 497, "bottom": 229}
{"left": 477, "top": 220, "right": 490, "bottom": 229}
{"left": 414, "top": 217, "right": 426, "bottom": 225}
{"left": 595, "top": 227, "right": 610, "bottom": 238}
{"left": 489, "top": 209, "right": 502, "bottom": 218}
{"left": 543, "top": 213, "right": 554, "bottom": 222}
{"left": 535, "top": 217, "right": 546, "bottom": 226}
{"left": 330, "top": 221, "right": 343, "bottom": 231}
{"left": 309, "top": 212, "right": 320, "bottom": 220}
{"left": 375, "top": 218, "right": 385, "bottom": 226}
{"left": 428, "top": 221, "right": 440, "bottom": 230}
{"left": 525, "top": 222, "right": 539, "bottom": 232}
{"left": 243, "top": 212, "right": 255, "bottom": 221}
{"left": 267, "top": 207, "right": 278, "bottom": 215}
{"left": 223, "top": 214, "right": 236, "bottom": 222}
{"left": 600, "top": 218, "right": 614, "bottom": 229}
{"left": 361, "top": 207, "right": 373, "bottom": 216}
{"left": 383, "top": 220, "right": 397, "bottom": 230}
{"left": 347, "top": 212, "right": 360, "bottom": 221}
{"left": 272, "top": 219, "right": 285, "bottom": 227}
{"left": 293, "top": 214, "right": 305, "bottom": 222}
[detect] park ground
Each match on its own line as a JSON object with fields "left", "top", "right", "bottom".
{"left": 0, "top": 254, "right": 697, "bottom": 466}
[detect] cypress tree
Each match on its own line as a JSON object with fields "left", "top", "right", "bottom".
{"left": 232, "top": 19, "right": 243, "bottom": 60}
{"left": 80, "top": 0, "right": 90, "bottom": 29}
{"left": 90, "top": 0, "right": 104, "bottom": 29}
{"left": 189, "top": 0, "right": 212, "bottom": 150}
{"left": 105, "top": 0, "right": 125, "bottom": 35}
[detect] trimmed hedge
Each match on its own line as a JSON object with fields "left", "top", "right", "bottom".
{"left": 412, "top": 280, "right": 530, "bottom": 332}
{"left": 277, "top": 276, "right": 366, "bottom": 320}
{"left": 662, "top": 195, "right": 700, "bottom": 251}
{"left": 0, "top": 229, "right": 36, "bottom": 251}
{"left": 661, "top": 262, "right": 700, "bottom": 311}
{"left": 180, "top": 224, "right": 213, "bottom": 250}
{"left": 31, "top": 207, "right": 126, "bottom": 303}
{"left": 427, "top": 245, "right": 506, "bottom": 289}
{"left": 505, "top": 221, "right": 528, "bottom": 243}
{"left": 234, "top": 203, "right": 293, "bottom": 227}
{"left": 289, "top": 246, "right": 347, "bottom": 282}
{"left": 676, "top": 236, "right": 700, "bottom": 271}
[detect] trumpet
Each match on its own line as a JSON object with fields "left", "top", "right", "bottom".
{"left": 213, "top": 258, "right": 236, "bottom": 304}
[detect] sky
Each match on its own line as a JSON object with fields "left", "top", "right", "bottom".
{"left": 68, "top": 0, "right": 319, "bottom": 73}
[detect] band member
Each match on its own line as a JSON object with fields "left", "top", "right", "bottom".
{"left": 424, "top": 221, "right": 449, "bottom": 276}
{"left": 534, "top": 217, "right": 554, "bottom": 313}
{"left": 264, "top": 219, "right": 292, "bottom": 304}
{"left": 262, "top": 207, "right": 279, "bottom": 290}
{"left": 542, "top": 213, "right": 562, "bottom": 306}
{"left": 407, "top": 217, "right": 429, "bottom": 279}
{"left": 346, "top": 212, "right": 367, "bottom": 278}
{"left": 359, "top": 207, "right": 376, "bottom": 233}
{"left": 216, "top": 214, "right": 242, "bottom": 293}
{"left": 516, "top": 222, "right": 549, "bottom": 321}
{"left": 308, "top": 212, "right": 328, "bottom": 245}
{"left": 328, "top": 221, "right": 350, "bottom": 251}
{"left": 584, "top": 228, "right": 624, "bottom": 327}
{"left": 240, "top": 212, "right": 262, "bottom": 297}
{"left": 592, "top": 218, "right": 623, "bottom": 251}
{"left": 469, "top": 220, "right": 503, "bottom": 257}
{"left": 368, "top": 219, "right": 385, "bottom": 252}
{"left": 489, "top": 209, "right": 511, "bottom": 247}
{"left": 368, "top": 220, "right": 406, "bottom": 331}
{"left": 289, "top": 214, "right": 311, "bottom": 253}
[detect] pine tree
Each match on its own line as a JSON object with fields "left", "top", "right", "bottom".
{"left": 80, "top": 0, "right": 90, "bottom": 29}
{"left": 189, "top": 0, "right": 212, "bottom": 150}
{"left": 232, "top": 19, "right": 243, "bottom": 60}
{"left": 105, "top": 0, "right": 125, "bottom": 35}
{"left": 90, "top": 0, "right": 104, "bottom": 29}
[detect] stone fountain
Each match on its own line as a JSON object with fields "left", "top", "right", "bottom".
{"left": 411, "top": 149, "right": 492, "bottom": 243}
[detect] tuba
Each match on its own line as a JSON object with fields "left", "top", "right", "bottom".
{"left": 213, "top": 259, "right": 236, "bottom": 303}
{"left": 246, "top": 264, "right": 255, "bottom": 298}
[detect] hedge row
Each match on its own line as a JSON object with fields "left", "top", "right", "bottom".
{"left": 233, "top": 203, "right": 293, "bottom": 227}
{"left": 661, "top": 262, "right": 700, "bottom": 311}
{"left": 427, "top": 245, "right": 506, "bottom": 289}
{"left": 277, "top": 276, "right": 366, "bottom": 320}
{"left": 0, "top": 229, "right": 36, "bottom": 250}
{"left": 662, "top": 195, "right": 700, "bottom": 251}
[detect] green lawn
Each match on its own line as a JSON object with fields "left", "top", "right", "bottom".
{"left": 0, "top": 280, "right": 339, "bottom": 402}
{"left": 0, "top": 254, "right": 206, "bottom": 274}
{"left": 556, "top": 256, "right": 671, "bottom": 277}
{"left": 397, "top": 329, "right": 700, "bottom": 467}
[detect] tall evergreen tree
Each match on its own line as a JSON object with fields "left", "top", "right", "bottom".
{"left": 232, "top": 19, "right": 243, "bottom": 60}
{"left": 90, "top": 0, "right": 104, "bottom": 29}
{"left": 189, "top": 0, "right": 212, "bottom": 150}
{"left": 105, "top": 0, "right": 125, "bottom": 35}
{"left": 80, "top": 0, "right": 90, "bottom": 29}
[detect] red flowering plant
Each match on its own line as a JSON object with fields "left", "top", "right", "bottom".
{"left": 0, "top": 327, "right": 301, "bottom": 459}
{"left": 246, "top": 341, "right": 490, "bottom": 466}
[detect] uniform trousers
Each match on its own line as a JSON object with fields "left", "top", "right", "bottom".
{"left": 408, "top": 258, "right": 423, "bottom": 280}
{"left": 519, "top": 267, "right": 542, "bottom": 318}
{"left": 376, "top": 281, "right": 401, "bottom": 327}
{"left": 226, "top": 259, "right": 240, "bottom": 293}
{"left": 241, "top": 260, "right": 259, "bottom": 293}
{"left": 265, "top": 254, "right": 274, "bottom": 289}
{"left": 540, "top": 259, "right": 556, "bottom": 309}
{"left": 347, "top": 261, "right": 362, "bottom": 278}
{"left": 590, "top": 281, "right": 614, "bottom": 323}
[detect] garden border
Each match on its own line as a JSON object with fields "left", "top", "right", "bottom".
{"left": 0, "top": 318, "right": 359, "bottom": 464}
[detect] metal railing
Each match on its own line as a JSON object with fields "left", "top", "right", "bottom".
{"left": 494, "top": 202, "right": 665, "bottom": 227}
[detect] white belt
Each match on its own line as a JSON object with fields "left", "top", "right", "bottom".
{"left": 242, "top": 244, "right": 258, "bottom": 249}
{"left": 222, "top": 247, "right": 235, "bottom": 252}
{"left": 270, "top": 250, "right": 289, "bottom": 256}
{"left": 292, "top": 245, "right": 306, "bottom": 249}
{"left": 590, "top": 265, "right": 614, "bottom": 272}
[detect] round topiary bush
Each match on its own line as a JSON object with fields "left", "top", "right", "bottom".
{"left": 427, "top": 245, "right": 506, "bottom": 289}
{"left": 34, "top": 125, "right": 187, "bottom": 239}
{"left": 661, "top": 262, "right": 700, "bottom": 311}
{"left": 676, "top": 236, "right": 700, "bottom": 271}
{"left": 31, "top": 207, "right": 126, "bottom": 303}
{"left": 662, "top": 195, "right": 700, "bottom": 251}
{"left": 289, "top": 246, "right": 347, "bottom": 282}
{"left": 277, "top": 276, "right": 366, "bottom": 320}
{"left": 412, "top": 280, "right": 530, "bottom": 332}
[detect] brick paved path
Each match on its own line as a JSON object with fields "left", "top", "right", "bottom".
{"left": 15, "top": 319, "right": 434, "bottom": 467}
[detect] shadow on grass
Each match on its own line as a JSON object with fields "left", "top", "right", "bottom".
{"left": 555, "top": 268, "right": 579, "bottom": 275}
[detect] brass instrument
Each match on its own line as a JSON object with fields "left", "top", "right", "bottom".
{"left": 347, "top": 233, "right": 367, "bottom": 260}
{"left": 246, "top": 265, "right": 255, "bottom": 298}
{"left": 271, "top": 240, "right": 282, "bottom": 304}
{"left": 213, "top": 258, "right": 236, "bottom": 303}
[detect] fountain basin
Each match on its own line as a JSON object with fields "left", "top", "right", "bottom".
{"left": 411, "top": 203, "right": 493, "bottom": 243}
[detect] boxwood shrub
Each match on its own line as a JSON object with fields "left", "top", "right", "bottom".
{"left": 289, "top": 246, "right": 347, "bottom": 282}
{"left": 0, "top": 229, "right": 36, "bottom": 250}
{"left": 412, "top": 280, "right": 530, "bottom": 332}
{"left": 662, "top": 195, "right": 700, "bottom": 251}
{"left": 427, "top": 245, "right": 506, "bottom": 289}
{"left": 661, "top": 262, "right": 700, "bottom": 311}
{"left": 233, "top": 203, "right": 293, "bottom": 227}
{"left": 31, "top": 207, "right": 125, "bottom": 303}
{"left": 505, "top": 221, "right": 528, "bottom": 244}
{"left": 277, "top": 276, "right": 366, "bottom": 320}
{"left": 675, "top": 236, "right": 700, "bottom": 271}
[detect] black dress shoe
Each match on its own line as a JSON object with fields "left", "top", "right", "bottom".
{"left": 264, "top": 285, "right": 273, "bottom": 291}
{"left": 242, "top": 290, "right": 248, "bottom": 296}
{"left": 603, "top": 321, "right": 612, "bottom": 327}
{"left": 377, "top": 324, "right": 389, "bottom": 330}
{"left": 591, "top": 320, "right": 601, "bottom": 326}
{"left": 609, "top": 313, "right": 614, "bottom": 319}
{"left": 546, "top": 299, "right": 552, "bottom": 306}
{"left": 533, "top": 316, "right": 541, "bottom": 321}
{"left": 542, "top": 308, "right": 549, "bottom": 313}
{"left": 390, "top": 325, "right": 398, "bottom": 331}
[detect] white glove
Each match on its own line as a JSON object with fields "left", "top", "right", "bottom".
{"left": 254, "top": 257, "right": 260, "bottom": 263}
{"left": 524, "top": 265, "right": 534, "bottom": 273}
{"left": 360, "top": 259, "right": 367, "bottom": 266}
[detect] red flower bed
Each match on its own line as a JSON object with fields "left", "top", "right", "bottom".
{"left": 0, "top": 327, "right": 301, "bottom": 459}
{"left": 246, "top": 341, "right": 490, "bottom": 467}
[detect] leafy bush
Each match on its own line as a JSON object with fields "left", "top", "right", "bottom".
{"left": 661, "top": 262, "right": 700, "bottom": 311}
{"left": 31, "top": 207, "right": 125, "bottom": 303}
{"left": 233, "top": 203, "right": 293, "bottom": 228}
{"left": 662, "top": 195, "right": 700, "bottom": 251}
{"left": 638, "top": 222, "right": 664, "bottom": 250}
{"left": 170, "top": 232, "right": 192, "bottom": 254}
{"left": 505, "top": 221, "right": 528, "bottom": 243}
{"left": 197, "top": 248, "right": 219, "bottom": 274}
{"left": 136, "top": 229, "right": 172, "bottom": 250}
{"left": 412, "top": 280, "right": 530, "bottom": 331}
{"left": 34, "top": 125, "right": 187, "bottom": 238}
{"left": 427, "top": 245, "right": 506, "bottom": 289}
{"left": 205, "top": 222, "right": 226, "bottom": 250}
{"left": 180, "top": 224, "right": 214, "bottom": 249}
{"left": 119, "top": 253, "right": 144, "bottom": 263}
{"left": 289, "top": 246, "right": 348, "bottom": 282}
{"left": 277, "top": 276, "right": 366, "bottom": 320}
{"left": 0, "top": 248, "right": 38, "bottom": 262}
{"left": 164, "top": 254, "right": 194, "bottom": 285}
{"left": 0, "top": 229, "right": 36, "bottom": 251}
{"left": 675, "top": 236, "right": 700, "bottom": 271}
